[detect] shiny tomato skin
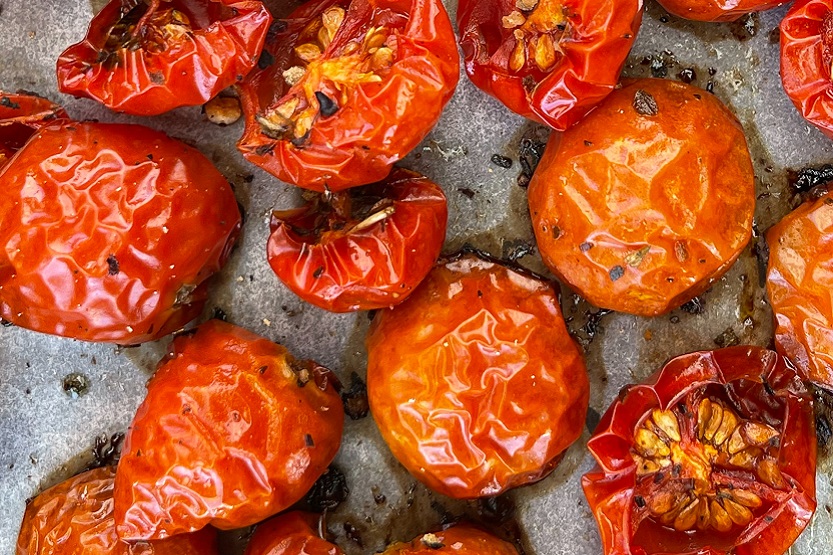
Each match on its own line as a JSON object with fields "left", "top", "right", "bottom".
{"left": 655, "top": 0, "right": 785, "bottom": 21}
{"left": 237, "top": 0, "right": 459, "bottom": 191}
{"left": 114, "top": 320, "right": 345, "bottom": 541}
{"left": 0, "top": 91, "right": 67, "bottom": 167}
{"left": 267, "top": 168, "right": 448, "bottom": 312}
{"left": 367, "top": 253, "right": 589, "bottom": 499}
{"left": 382, "top": 524, "right": 519, "bottom": 555}
{"left": 16, "top": 467, "right": 218, "bottom": 555}
{"left": 57, "top": 0, "right": 271, "bottom": 116}
{"left": 244, "top": 512, "right": 342, "bottom": 555}
{"left": 528, "top": 78, "right": 754, "bottom": 316}
{"left": 582, "top": 347, "right": 816, "bottom": 555}
{"left": 457, "top": 0, "right": 642, "bottom": 131}
{"left": 0, "top": 122, "right": 240, "bottom": 344}
{"left": 780, "top": 0, "right": 833, "bottom": 139}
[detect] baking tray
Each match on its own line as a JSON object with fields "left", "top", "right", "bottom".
{"left": 1, "top": 1, "right": 832, "bottom": 554}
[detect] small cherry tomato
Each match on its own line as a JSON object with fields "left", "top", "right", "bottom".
{"left": 780, "top": 0, "right": 833, "bottom": 140}
{"left": 57, "top": 0, "right": 272, "bottom": 116}
{"left": 0, "top": 122, "right": 240, "bottom": 344}
{"left": 582, "top": 347, "right": 816, "bottom": 555}
{"left": 654, "top": 0, "right": 784, "bottom": 21}
{"left": 267, "top": 168, "right": 448, "bottom": 312}
{"left": 0, "top": 91, "right": 67, "bottom": 168}
{"left": 237, "top": 0, "right": 459, "bottom": 191}
{"left": 382, "top": 524, "right": 519, "bottom": 555}
{"left": 367, "top": 252, "right": 589, "bottom": 499}
{"left": 16, "top": 466, "right": 218, "bottom": 555}
{"left": 528, "top": 78, "right": 755, "bottom": 316}
{"left": 114, "top": 320, "right": 345, "bottom": 541}
{"left": 457, "top": 0, "right": 642, "bottom": 131}
{"left": 244, "top": 512, "right": 342, "bottom": 555}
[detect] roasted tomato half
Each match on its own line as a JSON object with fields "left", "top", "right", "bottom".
{"left": 57, "top": 0, "right": 271, "bottom": 116}
{"left": 528, "top": 79, "right": 755, "bottom": 316}
{"left": 655, "top": 0, "right": 785, "bottom": 21}
{"left": 383, "top": 524, "right": 519, "bottom": 555}
{"left": 780, "top": 0, "right": 833, "bottom": 140}
{"left": 367, "top": 252, "right": 589, "bottom": 499}
{"left": 237, "top": 0, "right": 459, "bottom": 191}
{"left": 114, "top": 320, "right": 345, "bottom": 541}
{"left": 244, "top": 512, "right": 342, "bottom": 555}
{"left": 16, "top": 467, "right": 218, "bottom": 555}
{"left": 582, "top": 347, "right": 816, "bottom": 555}
{"left": 267, "top": 168, "right": 448, "bottom": 312}
{"left": 0, "top": 91, "right": 67, "bottom": 168}
{"left": 457, "top": 0, "right": 642, "bottom": 131}
{"left": 0, "top": 122, "right": 240, "bottom": 344}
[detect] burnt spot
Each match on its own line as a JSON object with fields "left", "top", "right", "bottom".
{"left": 788, "top": 164, "right": 833, "bottom": 194}
{"left": 633, "top": 90, "right": 659, "bottom": 116}
{"left": 609, "top": 265, "right": 625, "bottom": 281}
{"left": 106, "top": 254, "right": 120, "bottom": 275}
{"left": 0, "top": 96, "right": 20, "bottom": 109}
{"left": 88, "top": 432, "right": 125, "bottom": 469}
{"left": 315, "top": 91, "right": 339, "bottom": 117}
{"left": 304, "top": 466, "right": 348, "bottom": 511}
{"left": 257, "top": 49, "right": 275, "bottom": 69}
{"left": 341, "top": 372, "right": 369, "bottom": 420}
{"left": 491, "top": 154, "right": 513, "bottom": 169}
{"left": 62, "top": 373, "right": 91, "bottom": 399}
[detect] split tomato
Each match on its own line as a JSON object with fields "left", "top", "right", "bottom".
{"left": 244, "top": 512, "right": 342, "bottom": 555}
{"left": 0, "top": 91, "right": 66, "bottom": 169}
{"left": 382, "top": 524, "right": 519, "bottom": 555}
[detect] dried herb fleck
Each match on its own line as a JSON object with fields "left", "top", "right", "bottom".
{"left": 624, "top": 245, "right": 650, "bottom": 267}
{"left": 633, "top": 90, "right": 659, "bottom": 116}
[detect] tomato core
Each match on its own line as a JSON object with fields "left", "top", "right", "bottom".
{"left": 103, "top": 0, "right": 193, "bottom": 56}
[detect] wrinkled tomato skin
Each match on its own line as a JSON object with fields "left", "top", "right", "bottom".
{"left": 780, "top": 0, "right": 833, "bottom": 140}
{"left": 382, "top": 524, "right": 519, "bottom": 555}
{"left": 57, "top": 0, "right": 271, "bottom": 116}
{"left": 267, "top": 168, "right": 448, "bottom": 312}
{"left": 655, "top": 0, "right": 785, "bottom": 21}
{"left": 0, "top": 91, "right": 67, "bottom": 167}
{"left": 457, "top": 0, "right": 642, "bottom": 131}
{"left": 237, "top": 0, "right": 459, "bottom": 191}
{"left": 244, "top": 512, "right": 342, "bottom": 555}
{"left": 16, "top": 467, "right": 218, "bottom": 555}
{"left": 0, "top": 122, "right": 240, "bottom": 344}
{"left": 582, "top": 347, "right": 816, "bottom": 555}
{"left": 367, "top": 253, "right": 589, "bottom": 499}
{"left": 114, "top": 320, "right": 345, "bottom": 541}
{"left": 528, "top": 79, "right": 754, "bottom": 316}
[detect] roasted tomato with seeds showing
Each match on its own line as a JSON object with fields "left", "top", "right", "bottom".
{"left": 237, "top": 0, "right": 459, "bottom": 191}
{"left": 16, "top": 466, "right": 218, "bottom": 555}
{"left": 244, "top": 512, "right": 343, "bottom": 555}
{"left": 457, "top": 0, "right": 642, "bottom": 131}
{"left": 267, "top": 168, "right": 448, "bottom": 312}
{"left": 114, "top": 320, "right": 345, "bottom": 541}
{"left": 0, "top": 122, "right": 240, "bottom": 345}
{"left": 56, "top": 0, "right": 272, "bottom": 116}
{"left": 382, "top": 524, "right": 520, "bottom": 555}
{"left": 582, "top": 347, "right": 816, "bottom": 555}
{"left": 0, "top": 91, "right": 67, "bottom": 168}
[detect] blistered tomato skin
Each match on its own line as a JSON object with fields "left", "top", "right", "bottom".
{"left": 382, "top": 524, "right": 519, "bottom": 555}
{"left": 237, "top": 0, "right": 460, "bottom": 191}
{"left": 780, "top": 0, "right": 833, "bottom": 140}
{"left": 267, "top": 168, "right": 448, "bottom": 312}
{"left": 16, "top": 467, "right": 218, "bottom": 555}
{"left": 0, "top": 122, "right": 240, "bottom": 344}
{"left": 56, "top": 0, "right": 271, "bottom": 116}
{"left": 582, "top": 347, "right": 816, "bottom": 555}
{"left": 528, "top": 79, "right": 754, "bottom": 316}
{"left": 367, "top": 253, "right": 589, "bottom": 499}
{"left": 0, "top": 91, "right": 67, "bottom": 168}
{"left": 457, "top": 0, "right": 642, "bottom": 131}
{"left": 114, "top": 320, "right": 345, "bottom": 541}
{"left": 244, "top": 512, "right": 342, "bottom": 555}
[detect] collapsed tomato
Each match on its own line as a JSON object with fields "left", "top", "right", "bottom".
{"left": 0, "top": 91, "right": 67, "bottom": 168}
{"left": 16, "top": 467, "right": 217, "bottom": 555}
{"left": 237, "top": 0, "right": 459, "bottom": 191}
{"left": 367, "top": 252, "right": 589, "bottom": 499}
{"left": 654, "top": 0, "right": 784, "bottom": 21}
{"left": 382, "top": 524, "right": 519, "bottom": 555}
{"left": 0, "top": 122, "right": 240, "bottom": 344}
{"left": 582, "top": 347, "right": 816, "bottom": 555}
{"left": 780, "top": 0, "right": 833, "bottom": 140}
{"left": 267, "top": 168, "right": 448, "bottom": 312}
{"left": 457, "top": 0, "right": 642, "bottom": 131}
{"left": 244, "top": 512, "right": 342, "bottom": 555}
{"left": 57, "top": 0, "right": 271, "bottom": 116}
{"left": 114, "top": 320, "right": 345, "bottom": 541}
{"left": 528, "top": 78, "right": 755, "bottom": 316}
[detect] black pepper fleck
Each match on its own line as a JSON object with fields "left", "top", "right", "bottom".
{"left": 106, "top": 254, "right": 119, "bottom": 275}
{"left": 491, "top": 154, "right": 513, "bottom": 168}
{"left": 609, "top": 265, "right": 625, "bottom": 281}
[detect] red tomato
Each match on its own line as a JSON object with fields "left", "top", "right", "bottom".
{"left": 0, "top": 122, "right": 240, "bottom": 344}
{"left": 16, "top": 467, "right": 218, "bottom": 555}
{"left": 457, "top": 0, "right": 642, "bottom": 131}
{"left": 582, "top": 347, "right": 816, "bottom": 555}
{"left": 237, "top": 0, "right": 459, "bottom": 191}
{"left": 367, "top": 252, "right": 589, "bottom": 499}
{"left": 114, "top": 320, "right": 345, "bottom": 541}
{"left": 244, "top": 512, "right": 342, "bottom": 555}
{"left": 528, "top": 79, "right": 755, "bottom": 316}
{"left": 781, "top": 0, "right": 833, "bottom": 140}
{"left": 655, "top": 0, "right": 785, "bottom": 21}
{"left": 0, "top": 91, "right": 67, "bottom": 168}
{"left": 267, "top": 168, "right": 448, "bottom": 312}
{"left": 56, "top": 0, "right": 272, "bottom": 116}
{"left": 382, "top": 524, "right": 519, "bottom": 555}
